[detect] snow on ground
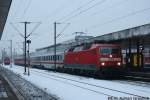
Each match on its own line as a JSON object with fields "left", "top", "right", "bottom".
{"left": 2, "top": 65, "right": 150, "bottom": 100}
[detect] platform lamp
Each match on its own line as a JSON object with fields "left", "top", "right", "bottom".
{"left": 27, "top": 40, "right": 31, "bottom": 76}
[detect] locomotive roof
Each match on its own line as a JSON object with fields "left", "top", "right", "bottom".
{"left": 91, "top": 43, "right": 120, "bottom": 48}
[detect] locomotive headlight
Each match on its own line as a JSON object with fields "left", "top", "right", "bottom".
{"left": 101, "top": 62, "right": 105, "bottom": 66}
{"left": 117, "top": 62, "right": 121, "bottom": 66}
{"left": 109, "top": 54, "right": 112, "bottom": 58}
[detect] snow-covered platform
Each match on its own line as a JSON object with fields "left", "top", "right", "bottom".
{"left": 0, "top": 65, "right": 58, "bottom": 100}
{"left": 1, "top": 65, "right": 150, "bottom": 100}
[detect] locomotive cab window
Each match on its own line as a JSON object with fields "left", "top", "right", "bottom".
{"left": 100, "top": 48, "right": 120, "bottom": 55}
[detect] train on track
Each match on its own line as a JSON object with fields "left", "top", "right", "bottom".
{"left": 4, "top": 57, "right": 10, "bottom": 65}
{"left": 14, "top": 42, "right": 123, "bottom": 77}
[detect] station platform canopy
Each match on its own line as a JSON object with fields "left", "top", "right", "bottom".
{"left": 0, "top": 0, "right": 12, "bottom": 39}
{"left": 69, "top": 23, "right": 150, "bottom": 46}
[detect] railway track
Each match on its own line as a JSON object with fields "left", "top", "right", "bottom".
{"left": 14, "top": 64, "right": 150, "bottom": 82}
{"left": 121, "top": 71, "right": 150, "bottom": 82}
{"left": 32, "top": 65, "right": 150, "bottom": 82}
{"left": 31, "top": 69, "right": 148, "bottom": 98}
{"left": 123, "top": 75, "right": 150, "bottom": 82}
{"left": 113, "top": 80, "right": 150, "bottom": 89}
{"left": 3, "top": 65, "right": 150, "bottom": 99}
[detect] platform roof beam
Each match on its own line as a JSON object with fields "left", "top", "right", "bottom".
{"left": 0, "top": 0, "right": 12, "bottom": 39}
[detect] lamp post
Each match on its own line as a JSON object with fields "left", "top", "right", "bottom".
{"left": 27, "top": 40, "right": 31, "bottom": 76}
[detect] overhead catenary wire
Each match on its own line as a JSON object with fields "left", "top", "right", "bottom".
{"left": 42, "top": 0, "right": 71, "bottom": 23}
{"left": 58, "top": 0, "right": 96, "bottom": 22}
{"left": 11, "top": 0, "right": 25, "bottom": 19}
{"left": 90, "top": 0, "right": 129, "bottom": 16}
{"left": 56, "top": 23, "right": 70, "bottom": 38}
{"left": 9, "top": 23, "right": 24, "bottom": 38}
{"left": 88, "top": 7, "right": 150, "bottom": 31}
{"left": 21, "top": 0, "right": 33, "bottom": 19}
{"left": 60, "top": 0, "right": 106, "bottom": 23}
{"left": 56, "top": 0, "right": 107, "bottom": 39}
{"left": 26, "top": 22, "right": 42, "bottom": 38}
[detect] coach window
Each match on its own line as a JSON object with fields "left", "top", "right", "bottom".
{"left": 56, "top": 55, "right": 58, "bottom": 61}
{"left": 58, "top": 55, "right": 60, "bottom": 61}
{"left": 49, "top": 56, "right": 51, "bottom": 61}
{"left": 60, "top": 55, "right": 62, "bottom": 61}
{"left": 59, "top": 55, "right": 60, "bottom": 60}
{"left": 47, "top": 56, "right": 49, "bottom": 61}
{"left": 51, "top": 56, "right": 53, "bottom": 61}
{"left": 47, "top": 56, "right": 48, "bottom": 61}
{"left": 56, "top": 55, "right": 57, "bottom": 61}
{"left": 48, "top": 56, "right": 50, "bottom": 61}
{"left": 45, "top": 56, "right": 47, "bottom": 61}
{"left": 52, "top": 56, "right": 54, "bottom": 61}
{"left": 55, "top": 56, "right": 57, "bottom": 61}
{"left": 35, "top": 57, "right": 37, "bottom": 61}
{"left": 59, "top": 56, "right": 61, "bottom": 61}
{"left": 46, "top": 56, "right": 48, "bottom": 61}
{"left": 50, "top": 56, "right": 52, "bottom": 61}
{"left": 52, "top": 55, "right": 54, "bottom": 61}
{"left": 60, "top": 56, "right": 62, "bottom": 61}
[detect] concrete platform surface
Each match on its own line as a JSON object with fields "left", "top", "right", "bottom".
{"left": 0, "top": 75, "right": 18, "bottom": 100}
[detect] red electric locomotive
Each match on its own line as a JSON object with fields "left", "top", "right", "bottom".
{"left": 64, "top": 43, "right": 122, "bottom": 77}
{"left": 4, "top": 57, "right": 10, "bottom": 65}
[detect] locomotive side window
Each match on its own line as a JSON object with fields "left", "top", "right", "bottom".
{"left": 83, "top": 43, "right": 92, "bottom": 50}
{"left": 100, "top": 48, "right": 120, "bottom": 55}
{"left": 73, "top": 46, "right": 83, "bottom": 52}
{"left": 100, "top": 48, "right": 110, "bottom": 55}
{"left": 112, "top": 48, "right": 120, "bottom": 54}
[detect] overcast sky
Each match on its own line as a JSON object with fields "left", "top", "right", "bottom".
{"left": 1, "top": 0, "right": 150, "bottom": 54}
